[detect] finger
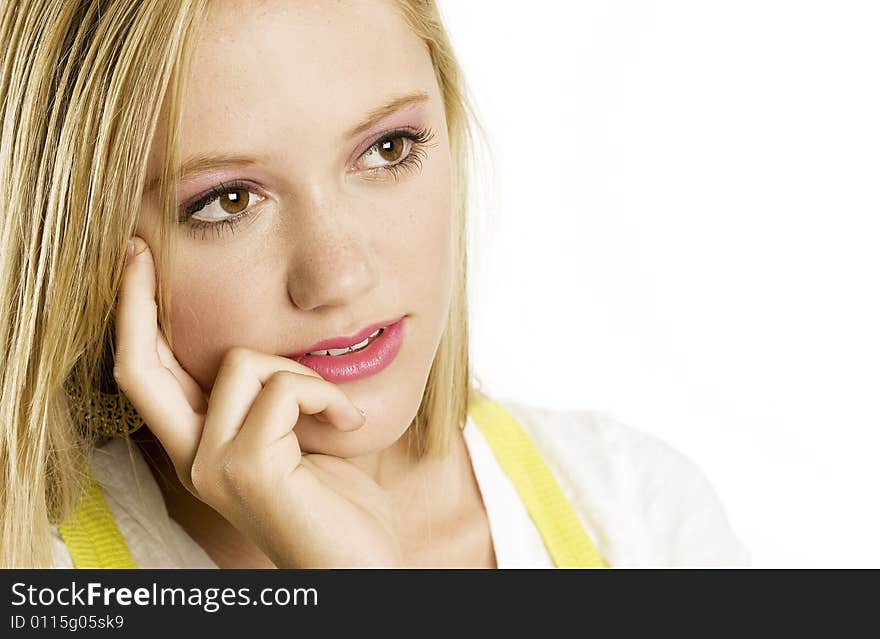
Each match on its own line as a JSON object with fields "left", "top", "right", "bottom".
{"left": 233, "top": 370, "right": 364, "bottom": 456}
{"left": 198, "top": 348, "right": 357, "bottom": 455}
{"left": 115, "top": 236, "right": 202, "bottom": 468}
{"left": 156, "top": 329, "right": 208, "bottom": 413}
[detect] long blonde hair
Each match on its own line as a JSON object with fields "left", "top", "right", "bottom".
{"left": 0, "top": 0, "right": 482, "bottom": 567}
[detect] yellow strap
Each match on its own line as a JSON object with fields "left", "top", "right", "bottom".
{"left": 57, "top": 477, "right": 137, "bottom": 568}
{"left": 468, "top": 395, "right": 608, "bottom": 568}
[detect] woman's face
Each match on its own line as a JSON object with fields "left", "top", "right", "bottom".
{"left": 137, "top": 0, "right": 454, "bottom": 458}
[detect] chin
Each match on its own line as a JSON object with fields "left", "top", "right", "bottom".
{"left": 296, "top": 323, "right": 435, "bottom": 459}
{"left": 295, "top": 417, "right": 412, "bottom": 459}
{"left": 308, "top": 355, "right": 431, "bottom": 458}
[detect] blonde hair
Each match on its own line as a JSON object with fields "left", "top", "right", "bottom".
{"left": 0, "top": 0, "right": 484, "bottom": 567}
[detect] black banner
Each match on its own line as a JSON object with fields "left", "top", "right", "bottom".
{"left": 0, "top": 569, "right": 866, "bottom": 633}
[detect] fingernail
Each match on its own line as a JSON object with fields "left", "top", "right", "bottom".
{"left": 125, "top": 240, "right": 134, "bottom": 263}
{"left": 357, "top": 406, "right": 367, "bottom": 418}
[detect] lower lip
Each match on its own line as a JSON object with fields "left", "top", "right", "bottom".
{"left": 290, "top": 316, "right": 407, "bottom": 383}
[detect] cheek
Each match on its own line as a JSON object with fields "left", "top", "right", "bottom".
{"left": 166, "top": 267, "right": 271, "bottom": 392}
{"left": 387, "top": 155, "right": 455, "bottom": 292}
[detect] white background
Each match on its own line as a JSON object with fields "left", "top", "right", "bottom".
{"left": 440, "top": 1, "right": 880, "bottom": 567}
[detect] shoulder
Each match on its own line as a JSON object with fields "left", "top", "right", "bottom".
{"left": 494, "top": 397, "right": 752, "bottom": 567}
{"left": 49, "top": 438, "right": 217, "bottom": 568}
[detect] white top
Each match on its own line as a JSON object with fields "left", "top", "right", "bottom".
{"left": 49, "top": 399, "right": 751, "bottom": 568}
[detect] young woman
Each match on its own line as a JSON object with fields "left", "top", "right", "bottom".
{"left": 0, "top": 0, "right": 750, "bottom": 568}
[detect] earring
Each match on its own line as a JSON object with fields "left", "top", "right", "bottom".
{"left": 66, "top": 382, "right": 145, "bottom": 437}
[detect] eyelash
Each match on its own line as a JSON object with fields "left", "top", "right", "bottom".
{"left": 180, "top": 126, "right": 437, "bottom": 240}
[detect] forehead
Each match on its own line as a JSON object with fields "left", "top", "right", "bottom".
{"left": 178, "top": 0, "right": 435, "bottom": 155}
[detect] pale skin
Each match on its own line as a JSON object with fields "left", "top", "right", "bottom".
{"left": 112, "top": 0, "right": 496, "bottom": 567}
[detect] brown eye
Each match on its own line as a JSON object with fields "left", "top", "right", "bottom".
{"left": 219, "top": 188, "right": 249, "bottom": 214}
{"left": 351, "top": 127, "right": 435, "bottom": 178}
{"left": 187, "top": 185, "right": 265, "bottom": 224}
{"left": 359, "top": 135, "right": 414, "bottom": 171}
{"left": 378, "top": 137, "right": 405, "bottom": 162}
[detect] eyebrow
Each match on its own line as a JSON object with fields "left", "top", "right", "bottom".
{"left": 142, "top": 90, "right": 430, "bottom": 195}
{"left": 343, "top": 90, "right": 430, "bottom": 140}
{"left": 142, "top": 155, "right": 258, "bottom": 194}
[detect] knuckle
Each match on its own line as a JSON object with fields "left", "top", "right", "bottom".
{"left": 189, "top": 459, "right": 217, "bottom": 499}
{"left": 189, "top": 462, "right": 205, "bottom": 492}
{"left": 112, "top": 364, "right": 130, "bottom": 393}
{"left": 115, "top": 285, "right": 129, "bottom": 303}
{"left": 219, "top": 346, "right": 250, "bottom": 374}
{"left": 267, "top": 369, "right": 300, "bottom": 390}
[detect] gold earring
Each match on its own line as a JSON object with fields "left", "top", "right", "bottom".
{"left": 66, "top": 383, "right": 145, "bottom": 437}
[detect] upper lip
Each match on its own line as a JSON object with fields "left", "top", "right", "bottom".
{"left": 286, "top": 315, "right": 405, "bottom": 357}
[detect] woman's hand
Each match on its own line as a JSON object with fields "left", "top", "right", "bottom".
{"left": 112, "top": 236, "right": 402, "bottom": 567}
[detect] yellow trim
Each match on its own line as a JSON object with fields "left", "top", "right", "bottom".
{"left": 468, "top": 394, "right": 609, "bottom": 568}
{"left": 58, "top": 477, "right": 137, "bottom": 568}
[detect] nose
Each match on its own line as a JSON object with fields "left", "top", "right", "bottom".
{"left": 285, "top": 194, "right": 378, "bottom": 311}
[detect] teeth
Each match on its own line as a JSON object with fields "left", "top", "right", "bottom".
{"left": 307, "top": 328, "right": 384, "bottom": 357}
{"left": 327, "top": 345, "right": 356, "bottom": 356}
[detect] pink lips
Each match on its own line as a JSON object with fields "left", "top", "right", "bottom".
{"left": 285, "top": 316, "right": 407, "bottom": 383}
